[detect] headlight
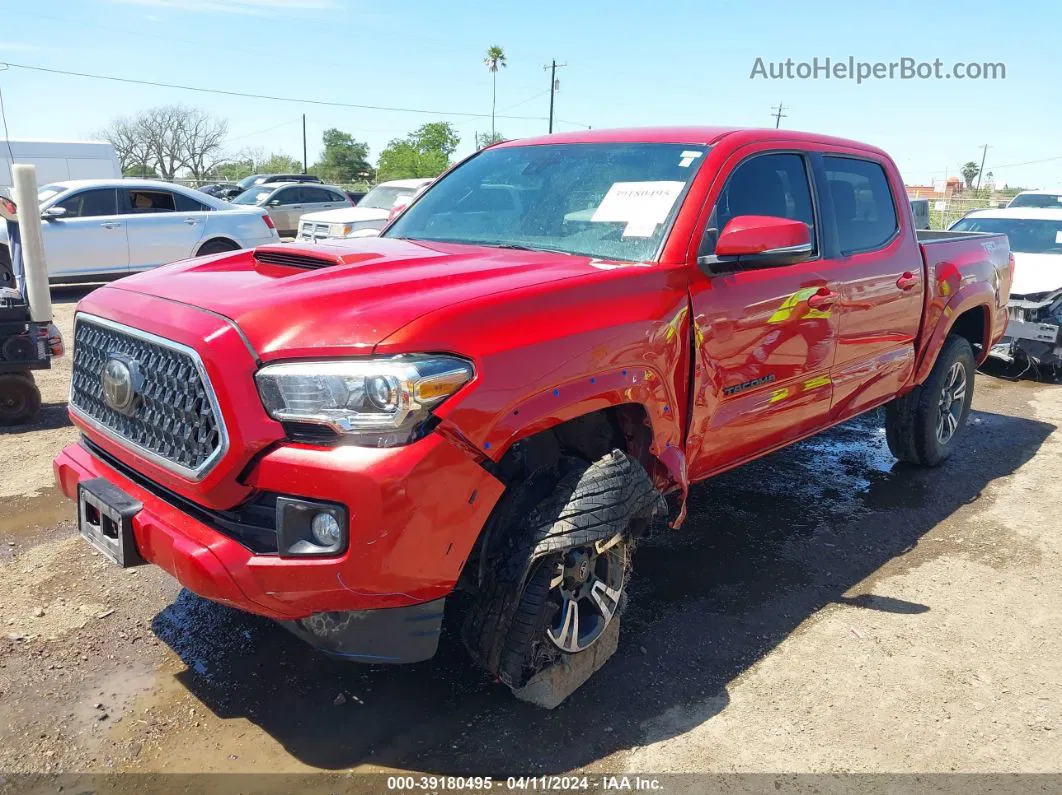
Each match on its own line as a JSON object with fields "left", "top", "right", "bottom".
{"left": 255, "top": 355, "right": 473, "bottom": 446}
{"left": 328, "top": 222, "right": 353, "bottom": 238}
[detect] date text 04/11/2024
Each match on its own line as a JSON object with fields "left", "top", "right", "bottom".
{"left": 385, "top": 776, "right": 665, "bottom": 791}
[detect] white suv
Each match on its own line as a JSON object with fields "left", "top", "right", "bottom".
{"left": 296, "top": 178, "right": 432, "bottom": 242}
{"left": 0, "top": 179, "right": 280, "bottom": 283}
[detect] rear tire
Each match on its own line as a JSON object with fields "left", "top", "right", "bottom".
{"left": 0, "top": 372, "right": 41, "bottom": 426}
{"left": 463, "top": 450, "right": 661, "bottom": 692}
{"left": 196, "top": 239, "right": 241, "bottom": 257}
{"left": 886, "top": 335, "right": 975, "bottom": 466}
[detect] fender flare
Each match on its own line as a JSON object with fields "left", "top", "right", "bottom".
{"left": 914, "top": 282, "right": 994, "bottom": 384}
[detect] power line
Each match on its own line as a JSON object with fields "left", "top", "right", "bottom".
{"left": 225, "top": 117, "right": 302, "bottom": 144}
{"left": 0, "top": 61, "right": 555, "bottom": 123}
{"left": 987, "top": 153, "right": 1062, "bottom": 171}
{"left": 771, "top": 102, "right": 788, "bottom": 129}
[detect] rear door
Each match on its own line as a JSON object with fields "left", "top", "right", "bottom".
{"left": 686, "top": 148, "right": 842, "bottom": 479}
{"left": 123, "top": 188, "right": 206, "bottom": 271}
{"left": 815, "top": 153, "right": 923, "bottom": 420}
{"left": 41, "top": 187, "right": 129, "bottom": 279}
{"left": 301, "top": 186, "right": 348, "bottom": 215}
{"left": 268, "top": 186, "right": 304, "bottom": 235}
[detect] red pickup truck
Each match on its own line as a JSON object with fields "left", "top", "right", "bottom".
{"left": 54, "top": 127, "right": 1012, "bottom": 702}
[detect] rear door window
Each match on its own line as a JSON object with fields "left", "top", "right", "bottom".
{"left": 127, "top": 189, "right": 178, "bottom": 214}
{"left": 822, "top": 157, "right": 899, "bottom": 255}
{"left": 175, "top": 192, "right": 210, "bottom": 212}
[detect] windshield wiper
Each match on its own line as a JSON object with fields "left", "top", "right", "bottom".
{"left": 480, "top": 242, "right": 572, "bottom": 255}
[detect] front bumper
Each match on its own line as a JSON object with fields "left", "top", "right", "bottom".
{"left": 989, "top": 317, "right": 1062, "bottom": 367}
{"left": 53, "top": 432, "right": 505, "bottom": 623}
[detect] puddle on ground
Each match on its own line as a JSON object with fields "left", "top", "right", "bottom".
{"left": 0, "top": 486, "right": 74, "bottom": 541}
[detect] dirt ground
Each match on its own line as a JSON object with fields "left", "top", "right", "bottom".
{"left": 0, "top": 290, "right": 1059, "bottom": 782}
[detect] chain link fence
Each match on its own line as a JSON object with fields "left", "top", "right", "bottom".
{"left": 918, "top": 193, "right": 1016, "bottom": 230}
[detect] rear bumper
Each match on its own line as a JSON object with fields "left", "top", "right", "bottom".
{"left": 53, "top": 432, "right": 505, "bottom": 623}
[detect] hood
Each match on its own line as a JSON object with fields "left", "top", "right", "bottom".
{"left": 298, "top": 206, "right": 388, "bottom": 224}
{"left": 109, "top": 238, "right": 606, "bottom": 359}
{"left": 1010, "top": 252, "right": 1062, "bottom": 298}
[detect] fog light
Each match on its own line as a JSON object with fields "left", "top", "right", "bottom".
{"left": 311, "top": 512, "right": 342, "bottom": 546}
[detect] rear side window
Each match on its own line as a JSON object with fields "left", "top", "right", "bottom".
{"left": 300, "top": 187, "right": 332, "bottom": 203}
{"left": 54, "top": 188, "right": 118, "bottom": 218}
{"left": 715, "top": 152, "right": 817, "bottom": 255}
{"left": 823, "top": 157, "right": 899, "bottom": 255}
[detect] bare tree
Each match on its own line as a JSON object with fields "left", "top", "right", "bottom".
{"left": 98, "top": 105, "right": 229, "bottom": 181}
{"left": 175, "top": 108, "right": 229, "bottom": 180}
{"left": 98, "top": 115, "right": 153, "bottom": 176}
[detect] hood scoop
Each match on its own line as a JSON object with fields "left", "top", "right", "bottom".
{"left": 253, "top": 247, "right": 343, "bottom": 271}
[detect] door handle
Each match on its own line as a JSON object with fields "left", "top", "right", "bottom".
{"left": 896, "top": 272, "right": 920, "bottom": 290}
{"left": 289, "top": 205, "right": 303, "bottom": 209}
{"left": 100, "top": 222, "right": 120, "bottom": 229}
{"left": 184, "top": 218, "right": 199, "bottom": 225}
{"left": 806, "top": 288, "right": 839, "bottom": 309}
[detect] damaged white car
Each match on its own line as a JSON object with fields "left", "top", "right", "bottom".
{"left": 951, "top": 207, "right": 1062, "bottom": 376}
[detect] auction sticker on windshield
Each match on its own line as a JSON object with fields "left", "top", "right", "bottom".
{"left": 591, "top": 181, "right": 685, "bottom": 237}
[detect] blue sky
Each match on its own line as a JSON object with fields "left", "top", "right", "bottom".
{"left": 0, "top": 0, "right": 1057, "bottom": 188}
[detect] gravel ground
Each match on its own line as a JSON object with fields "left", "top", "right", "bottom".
{"left": 0, "top": 292, "right": 1059, "bottom": 782}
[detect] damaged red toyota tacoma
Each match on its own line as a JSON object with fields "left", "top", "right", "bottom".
{"left": 54, "top": 127, "right": 1013, "bottom": 702}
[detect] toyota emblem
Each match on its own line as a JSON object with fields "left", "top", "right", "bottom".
{"left": 101, "top": 355, "right": 142, "bottom": 416}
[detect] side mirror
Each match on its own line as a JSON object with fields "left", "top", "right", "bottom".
{"left": 0, "top": 196, "right": 16, "bottom": 222}
{"left": 41, "top": 206, "right": 67, "bottom": 220}
{"left": 698, "top": 215, "right": 812, "bottom": 273}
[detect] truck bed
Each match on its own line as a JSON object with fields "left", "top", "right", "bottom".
{"left": 916, "top": 229, "right": 997, "bottom": 244}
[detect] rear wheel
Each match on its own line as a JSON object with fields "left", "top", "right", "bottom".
{"left": 196, "top": 239, "right": 241, "bottom": 257}
{"left": 0, "top": 371, "right": 41, "bottom": 426}
{"left": 886, "top": 335, "right": 975, "bottom": 466}
{"left": 463, "top": 450, "right": 660, "bottom": 694}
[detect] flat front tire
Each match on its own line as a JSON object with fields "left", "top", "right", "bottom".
{"left": 463, "top": 450, "right": 661, "bottom": 692}
{"left": 886, "top": 335, "right": 975, "bottom": 466}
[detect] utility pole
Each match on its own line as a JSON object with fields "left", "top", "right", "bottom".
{"left": 771, "top": 102, "right": 788, "bottom": 129}
{"left": 544, "top": 60, "right": 567, "bottom": 134}
{"left": 302, "top": 114, "right": 308, "bottom": 174}
{"left": 975, "top": 144, "right": 990, "bottom": 191}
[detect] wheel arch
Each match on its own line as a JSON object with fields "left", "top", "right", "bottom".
{"left": 915, "top": 288, "right": 994, "bottom": 384}
{"left": 195, "top": 236, "right": 242, "bottom": 256}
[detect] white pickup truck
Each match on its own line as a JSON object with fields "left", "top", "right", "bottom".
{"left": 0, "top": 178, "right": 279, "bottom": 284}
{"left": 296, "top": 178, "right": 432, "bottom": 242}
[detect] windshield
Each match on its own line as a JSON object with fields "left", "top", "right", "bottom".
{"left": 384, "top": 143, "right": 707, "bottom": 262}
{"left": 1008, "top": 193, "right": 1062, "bottom": 209}
{"left": 38, "top": 184, "right": 66, "bottom": 204}
{"left": 951, "top": 216, "right": 1062, "bottom": 254}
{"left": 237, "top": 174, "right": 266, "bottom": 190}
{"left": 232, "top": 188, "right": 272, "bottom": 205}
{"left": 359, "top": 185, "right": 416, "bottom": 210}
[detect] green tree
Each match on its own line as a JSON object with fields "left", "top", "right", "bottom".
{"left": 961, "top": 161, "right": 981, "bottom": 190}
{"left": 483, "top": 45, "right": 507, "bottom": 140}
{"left": 213, "top": 158, "right": 254, "bottom": 181}
{"left": 258, "top": 153, "right": 304, "bottom": 174}
{"left": 377, "top": 122, "right": 461, "bottom": 181}
{"left": 122, "top": 164, "right": 160, "bottom": 178}
{"left": 313, "top": 128, "right": 371, "bottom": 183}
{"left": 475, "top": 131, "right": 506, "bottom": 150}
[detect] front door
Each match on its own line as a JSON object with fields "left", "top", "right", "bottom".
{"left": 686, "top": 149, "right": 840, "bottom": 480}
{"left": 42, "top": 188, "right": 129, "bottom": 279}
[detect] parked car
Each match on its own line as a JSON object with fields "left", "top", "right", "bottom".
{"left": 951, "top": 207, "right": 1062, "bottom": 375}
{"left": 196, "top": 182, "right": 239, "bottom": 198}
{"left": 217, "top": 173, "right": 322, "bottom": 201}
{"left": 296, "top": 178, "right": 432, "bottom": 242}
{"left": 1007, "top": 190, "right": 1062, "bottom": 209}
{"left": 345, "top": 190, "right": 367, "bottom": 205}
{"left": 232, "top": 182, "right": 351, "bottom": 237}
{"left": 0, "top": 178, "right": 279, "bottom": 283}
{"left": 0, "top": 139, "right": 120, "bottom": 189}
{"left": 54, "top": 127, "right": 1012, "bottom": 706}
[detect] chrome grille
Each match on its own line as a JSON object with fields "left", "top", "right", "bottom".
{"left": 70, "top": 315, "right": 226, "bottom": 479}
{"left": 298, "top": 221, "right": 329, "bottom": 241}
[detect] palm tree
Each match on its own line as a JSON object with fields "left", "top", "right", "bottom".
{"left": 483, "top": 46, "right": 507, "bottom": 139}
